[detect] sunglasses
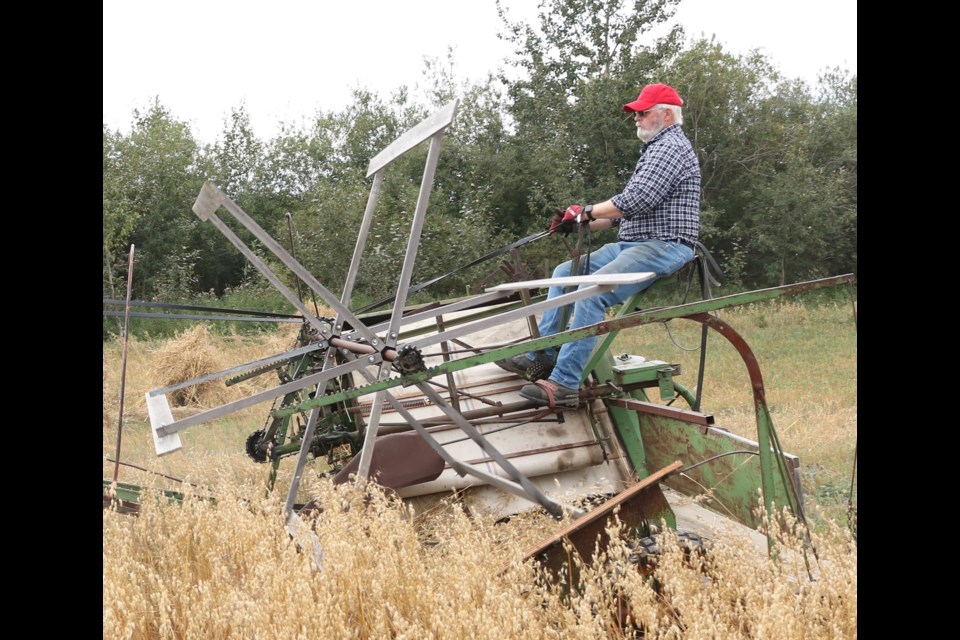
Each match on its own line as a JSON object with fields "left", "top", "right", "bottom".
{"left": 634, "top": 107, "right": 664, "bottom": 118}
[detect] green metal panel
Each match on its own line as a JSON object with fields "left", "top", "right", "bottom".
{"left": 102, "top": 480, "right": 189, "bottom": 515}
{"left": 637, "top": 415, "right": 800, "bottom": 531}
{"left": 606, "top": 404, "right": 648, "bottom": 478}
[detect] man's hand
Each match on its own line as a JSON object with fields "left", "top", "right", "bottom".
{"left": 548, "top": 205, "right": 586, "bottom": 235}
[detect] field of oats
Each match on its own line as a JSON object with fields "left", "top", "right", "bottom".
{"left": 102, "top": 298, "right": 857, "bottom": 639}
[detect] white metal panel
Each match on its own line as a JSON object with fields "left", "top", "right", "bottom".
{"left": 486, "top": 272, "right": 657, "bottom": 291}
{"left": 146, "top": 392, "right": 182, "bottom": 456}
{"left": 366, "top": 100, "right": 459, "bottom": 176}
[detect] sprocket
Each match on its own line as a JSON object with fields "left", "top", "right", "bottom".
{"left": 392, "top": 344, "right": 426, "bottom": 375}
{"left": 245, "top": 429, "right": 270, "bottom": 463}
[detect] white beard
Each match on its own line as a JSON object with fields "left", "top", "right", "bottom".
{"left": 636, "top": 113, "right": 665, "bottom": 142}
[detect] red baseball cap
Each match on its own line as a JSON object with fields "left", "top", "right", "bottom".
{"left": 623, "top": 83, "right": 683, "bottom": 113}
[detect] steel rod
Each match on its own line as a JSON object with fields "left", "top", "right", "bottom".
{"left": 113, "top": 244, "right": 135, "bottom": 483}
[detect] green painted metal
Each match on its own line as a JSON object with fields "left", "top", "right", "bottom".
{"left": 267, "top": 414, "right": 293, "bottom": 490}
{"left": 607, "top": 404, "right": 649, "bottom": 477}
{"left": 636, "top": 416, "right": 798, "bottom": 530}
{"left": 754, "top": 403, "right": 778, "bottom": 535}
{"left": 246, "top": 329, "right": 377, "bottom": 482}
{"left": 608, "top": 359, "right": 680, "bottom": 387}
{"left": 102, "top": 479, "right": 190, "bottom": 515}
{"left": 756, "top": 401, "right": 805, "bottom": 526}
{"left": 657, "top": 367, "right": 676, "bottom": 400}
{"left": 580, "top": 289, "right": 645, "bottom": 384}
{"left": 591, "top": 355, "right": 648, "bottom": 478}
{"left": 686, "top": 311, "right": 806, "bottom": 540}
{"left": 266, "top": 351, "right": 317, "bottom": 490}
{"left": 672, "top": 381, "right": 696, "bottom": 408}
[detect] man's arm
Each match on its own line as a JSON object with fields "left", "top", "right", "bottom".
{"left": 584, "top": 200, "right": 621, "bottom": 231}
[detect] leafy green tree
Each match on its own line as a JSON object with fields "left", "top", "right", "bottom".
{"left": 805, "top": 71, "right": 857, "bottom": 281}
{"left": 665, "top": 39, "right": 857, "bottom": 286}
{"left": 102, "top": 127, "right": 141, "bottom": 301}
{"left": 102, "top": 6, "right": 856, "bottom": 314}
{"left": 103, "top": 100, "right": 204, "bottom": 300}
{"left": 190, "top": 106, "right": 268, "bottom": 294}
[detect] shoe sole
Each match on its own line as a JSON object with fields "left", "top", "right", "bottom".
{"left": 495, "top": 360, "right": 554, "bottom": 382}
{"left": 495, "top": 360, "right": 529, "bottom": 377}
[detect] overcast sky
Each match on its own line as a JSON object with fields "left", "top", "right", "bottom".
{"left": 103, "top": 0, "right": 857, "bottom": 144}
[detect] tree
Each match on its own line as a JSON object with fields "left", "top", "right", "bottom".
{"left": 103, "top": 100, "right": 204, "bottom": 300}
{"left": 102, "top": 126, "right": 141, "bottom": 301}
{"left": 666, "top": 39, "right": 857, "bottom": 286}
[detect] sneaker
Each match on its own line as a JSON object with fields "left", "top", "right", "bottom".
{"left": 520, "top": 379, "right": 580, "bottom": 409}
{"left": 494, "top": 352, "right": 554, "bottom": 381}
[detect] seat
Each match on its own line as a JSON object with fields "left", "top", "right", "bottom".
{"left": 636, "top": 241, "right": 724, "bottom": 309}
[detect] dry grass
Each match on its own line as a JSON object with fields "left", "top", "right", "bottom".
{"left": 104, "top": 478, "right": 856, "bottom": 639}
{"left": 103, "top": 302, "right": 857, "bottom": 639}
{"left": 149, "top": 325, "right": 230, "bottom": 408}
{"left": 102, "top": 323, "right": 303, "bottom": 484}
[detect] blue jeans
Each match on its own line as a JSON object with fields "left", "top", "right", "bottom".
{"left": 533, "top": 240, "right": 694, "bottom": 389}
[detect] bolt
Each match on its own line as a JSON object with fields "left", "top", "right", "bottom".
{"left": 372, "top": 339, "right": 379, "bottom": 346}
{"left": 368, "top": 356, "right": 375, "bottom": 363}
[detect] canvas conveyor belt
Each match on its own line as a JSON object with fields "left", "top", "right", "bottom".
{"left": 341, "top": 313, "right": 638, "bottom": 517}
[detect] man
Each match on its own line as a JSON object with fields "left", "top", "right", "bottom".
{"left": 497, "top": 83, "right": 701, "bottom": 409}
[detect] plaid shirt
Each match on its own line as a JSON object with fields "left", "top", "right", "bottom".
{"left": 610, "top": 123, "right": 701, "bottom": 244}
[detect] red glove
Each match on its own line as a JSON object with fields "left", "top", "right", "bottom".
{"left": 548, "top": 205, "right": 583, "bottom": 235}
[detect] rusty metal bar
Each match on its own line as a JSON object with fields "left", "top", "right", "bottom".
{"left": 513, "top": 460, "right": 683, "bottom": 576}
{"left": 426, "top": 380, "right": 500, "bottom": 408}
{"left": 113, "top": 244, "right": 136, "bottom": 483}
{"left": 435, "top": 315, "right": 461, "bottom": 413}
{"left": 606, "top": 397, "right": 715, "bottom": 427}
